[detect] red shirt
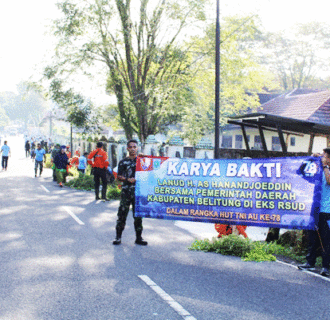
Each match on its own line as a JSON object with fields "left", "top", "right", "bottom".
{"left": 87, "top": 148, "right": 109, "bottom": 169}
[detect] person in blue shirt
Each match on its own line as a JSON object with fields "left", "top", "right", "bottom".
{"left": 1, "top": 141, "right": 11, "bottom": 171}
{"left": 78, "top": 152, "right": 88, "bottom": 174}
{"left": 34, "top": 143, "right": 46, "bottom": 177}
{"left": 298, "top": 147, "right": 330, "bottom": 277}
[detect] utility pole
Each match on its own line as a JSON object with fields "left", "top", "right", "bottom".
{"left": 49, "top": 112, "right": 52, "bottom": 138}
{"left": 214, "top": 0, "right": 220, "bottom": 159}
{"left": 70, "top": 125, "right": 73, "bottom": 157}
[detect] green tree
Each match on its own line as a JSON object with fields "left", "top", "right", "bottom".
{"left": 179, "top": 15, "right": 275, "bottom": 145}
{"left": 261, "top": 22, "right": 330, "bottom": 90}
{"left": 45, "top": 0, "right": 209, "bottom": 145}
{"left": 0, "top": 82, "right": 48, "bottom": 128}
{"left": 48, "top": 79, "right": 100, "bottom": 133}
{"left": 0, "top": 107, "right": 10, "bottom": 128}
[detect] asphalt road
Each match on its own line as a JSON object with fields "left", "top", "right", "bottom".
{"left": 0, "top": 136, "right": 330, "bottom": 320}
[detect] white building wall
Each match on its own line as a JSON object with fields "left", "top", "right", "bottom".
{"left": 195, "top": 149, "right": 214, "bottom": 159}
{"left": 144, "top": 143, "right": 158, "bottom": 156}
{"left": 221, "top": 127, "right": 327, "bottom": 154}
{"left": 312, "top": 136, "right": 327, "bottom": 153}
{"left": 167, "top": 146, "right": 184, "bottom": 158}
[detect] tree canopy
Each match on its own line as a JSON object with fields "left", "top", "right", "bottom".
{"left": 0, "top": 82, "right": 48, "bottom": 128}
{"left": 45, "top": 0, "right": 210, "bottom": 144}
{"left": 0, "top": 107, "right": 10, "bottom": 128}
{"left": 47, "top": 78, "right": 100, "bottom": 133}
{"left": 178, "top": 15, "right": 275, "bottom": 145}
{"left": 261, "top": 22, "right": 330, "bottom": 90}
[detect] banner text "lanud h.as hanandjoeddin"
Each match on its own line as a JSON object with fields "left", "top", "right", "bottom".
{"left": 167, "top": 161, "right": 282, "bottom": 178}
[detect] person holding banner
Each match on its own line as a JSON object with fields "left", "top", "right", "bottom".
{"left": 298, "top": 148, "right": 330, "bottom": 277}
{"left": 113, "top": 139, "right": 147, "bottom": 246}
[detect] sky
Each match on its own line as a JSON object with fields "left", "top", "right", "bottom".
{"left": 0, "top": 1, "right": 58, "bottom": 92}
{"left": 1, "top": 0, "right": 330, "bottom": 101}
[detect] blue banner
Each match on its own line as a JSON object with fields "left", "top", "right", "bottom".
{"left": 135, "top": 156, "right": 323, "bottom": 230}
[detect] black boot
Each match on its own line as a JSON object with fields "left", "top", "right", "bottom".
{"left": 95, "top": 188, "right": 100, "bottom": 200}
{"left": 113, "top": 228, "right": 123, "bottom": 245}
{"left": 135, "top": 230, "right": 148, "bottom": 246}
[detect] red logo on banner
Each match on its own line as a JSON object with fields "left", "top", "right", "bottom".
{"left": 136, "top": 156, "right": 168, "bottom": 171}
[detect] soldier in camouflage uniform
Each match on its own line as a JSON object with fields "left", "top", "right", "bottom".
{"left": 113, "top": 139, "right": 147, "bottom": 246}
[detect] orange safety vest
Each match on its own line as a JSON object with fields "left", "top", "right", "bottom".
{"left": 87, "top": 148, "right": 109, "bottom": 169}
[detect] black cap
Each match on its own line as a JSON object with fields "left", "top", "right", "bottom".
{"left": 324, "top": 148, "right": 330, "bottom": 154}
{"left": 97, "top": 141, "right": 103, "bottom": 148}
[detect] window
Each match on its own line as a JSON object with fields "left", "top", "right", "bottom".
{"left": 290, "top": 137, "right": 296, "bottom": 146}
{"left": 254, "top": 135, "right": 262, "bottom": 150}
{"left": 272, "top": 136, "right": 281, "bottom": 151}
{"left": 222, "top": 135, "right": 232, "bottom": 148}
{"left": 235, "top": 135, "right": 243, "bottom": 149}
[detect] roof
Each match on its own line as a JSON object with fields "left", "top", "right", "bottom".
{"left": 228, "top": 89, "right": 330, "bottom": 136}
{"left": 169, "top": 136, "right": 184, "bottom": 146}
{"left": 145, "top": 135, "right": 159, "bottom": 144}
{"left": 228, "top": 113, "right": 330, "bottom": 135}
{"left": 257, "top": 92, "right": 281, "bottom": 105}
{"left": 195, "top": 137, "right": 214, "bottom": 149}
{"left": 258, "top": 88, "right": 330, "bottom": 123}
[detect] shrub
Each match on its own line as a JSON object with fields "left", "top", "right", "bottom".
{"left": 215, "top": 234, "right": 254, "bottom": 257}
{"left": 189, "top": 239, "right": 213, "bottom": 252}
{"left": 44, "top": 154, "right": 53, "bottom": 168}
{"left": 189, "top": 234, "right": 324, "bottom": 265}
{"left": 65, "top": 172, "right": 122, "bottom": 200}
{"left": 244, "top": 242, "right": 276, "bottom": 262}
{"left": 65, "top": 172, "right": 95, "bottom": 191}
{"left": 189, "top": 235, "right": 253, "bottom": 258}
{"left": 107, "top": 184, "right": 121, "bottom": 200}
{"left": 188, "top": 235, "right": 313, "bottom": 263}
{"left": 67, "top": 166, "right": 79, "bottom": 177}
{"left": 277, "top": 230, "right": 309, "bottom": 255}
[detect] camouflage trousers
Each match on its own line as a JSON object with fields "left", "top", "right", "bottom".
{"left": 56, "top": 169, "right": 67, "bottom": 184}
{"left": 115, "top": 188, "right": 143, "bottom": 233}
{"left": 35, "top": 160, "right": 43, "bottom": 175}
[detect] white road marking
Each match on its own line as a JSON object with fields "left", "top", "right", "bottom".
{"left": 276, "top": 260, "right": 330, "bottom": 282}
{"left": 40, "top": 185, "right": 50, "bottom": 193}
{"left": 63, "top": 207, "right": 85, "bottom": 225}
{"left": 275, "top": 260, "right": 297, "bottom": 269}
{"left": 138, "top": 275, "right": 197, "bottom": 320}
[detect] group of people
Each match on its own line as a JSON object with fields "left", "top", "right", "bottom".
{"left": 5, "top": 137, "right": 330, "bottom": 265}
{"left": 25, "top": 139, "right": 50, "bottom": 159}
{"left": 50, "top": 144, "right": 88, "bottom": 187}
{"left": 49, "top": 140, "right": 147, "bottom": 246}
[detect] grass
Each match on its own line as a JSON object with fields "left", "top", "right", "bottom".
{"left": 188, "top": 234, "right": 316, "bottom": 264}
{"left": 64, "top": 167, "right": 121, "bottom": 200}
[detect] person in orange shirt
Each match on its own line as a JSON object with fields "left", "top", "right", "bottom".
{"left": 88, "top": 141, "right": 109, "bottom": 201}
